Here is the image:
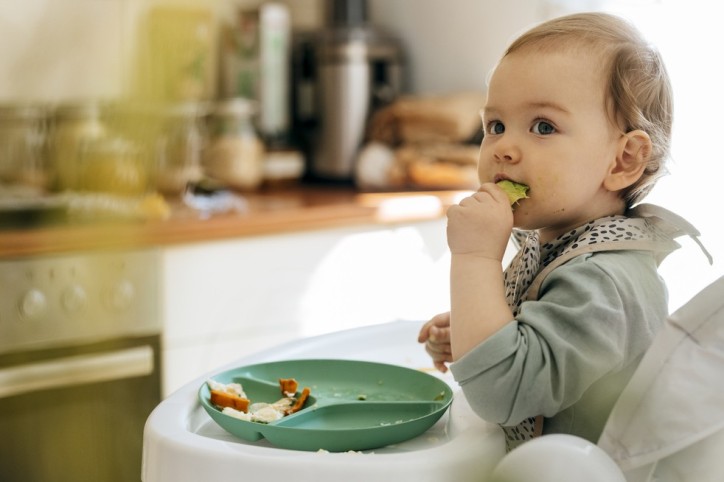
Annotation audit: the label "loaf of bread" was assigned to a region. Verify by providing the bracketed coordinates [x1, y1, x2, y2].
[368, 91, 485, 145]
[356, 142, 479, 190]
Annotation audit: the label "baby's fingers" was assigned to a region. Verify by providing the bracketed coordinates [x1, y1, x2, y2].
[432, 360, 449, 373]
[429, 325, 451, 343]
[417, 312, 451, 342]
[425, 342, 452, 373]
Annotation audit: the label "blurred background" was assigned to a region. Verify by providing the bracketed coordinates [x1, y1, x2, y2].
[1, 0, 719, 307]
[0, 1, 721, 480]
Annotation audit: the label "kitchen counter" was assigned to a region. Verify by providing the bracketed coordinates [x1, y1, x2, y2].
[0, 186, 466, 258]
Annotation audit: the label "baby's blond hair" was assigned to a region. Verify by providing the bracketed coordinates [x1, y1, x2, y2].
[505, 12, 672, 207]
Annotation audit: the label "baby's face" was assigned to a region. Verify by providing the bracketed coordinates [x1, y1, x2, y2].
[479, 48, 624, 241]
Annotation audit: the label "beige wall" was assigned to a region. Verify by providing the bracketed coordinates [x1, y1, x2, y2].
[0, 0, 127, 103]
[0, 0, 319, 104]
[0, 0, 556, 103]
[368, 0, 545, 94]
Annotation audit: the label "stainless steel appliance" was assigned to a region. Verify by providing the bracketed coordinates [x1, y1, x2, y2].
[0, 249, 161, 482]
[293, 0, 404, 181]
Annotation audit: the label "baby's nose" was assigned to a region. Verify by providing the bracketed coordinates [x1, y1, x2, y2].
[494, 138, 522, 163]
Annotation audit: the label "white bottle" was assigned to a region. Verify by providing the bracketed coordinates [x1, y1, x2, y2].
[258, 2, 290, 144]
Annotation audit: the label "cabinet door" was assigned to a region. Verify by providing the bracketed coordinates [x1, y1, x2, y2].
[160, 219, 450, 395]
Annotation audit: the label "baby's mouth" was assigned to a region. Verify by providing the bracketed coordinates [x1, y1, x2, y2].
[493, 174, 508, 184]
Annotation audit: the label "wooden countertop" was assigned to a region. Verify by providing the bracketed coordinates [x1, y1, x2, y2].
[0, 186, 466, 258]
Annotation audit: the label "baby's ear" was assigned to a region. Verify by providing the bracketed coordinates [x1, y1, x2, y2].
[603, 130, 652, 192]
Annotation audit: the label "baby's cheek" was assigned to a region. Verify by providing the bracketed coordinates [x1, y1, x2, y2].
[476, 148, 494, 182]
[476, 165, 489, 184]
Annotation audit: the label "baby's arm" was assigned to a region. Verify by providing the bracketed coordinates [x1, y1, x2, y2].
[447, 183, 515, 359]
[418, 312, 453, 372]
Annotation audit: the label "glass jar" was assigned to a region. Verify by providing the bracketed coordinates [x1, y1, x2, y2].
[50, 102, 106, 191]
[77, 137, 147, 195]
[204, 98, 265, 190]
[106, 102, 164, 183]
[154, 102, 205, 195]
[0, 104, 49, 190]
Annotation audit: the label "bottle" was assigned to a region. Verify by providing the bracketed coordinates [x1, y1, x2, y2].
[258, 2, 291, 145]
[50, 102, 106, 191]
[219, 4, 260, 101]
[204, 98, 265, 190]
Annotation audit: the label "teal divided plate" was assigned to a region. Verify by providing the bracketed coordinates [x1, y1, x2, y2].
[198, 359, 453, 452]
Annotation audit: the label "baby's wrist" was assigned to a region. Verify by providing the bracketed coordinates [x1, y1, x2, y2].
[450, 252, 504, 264]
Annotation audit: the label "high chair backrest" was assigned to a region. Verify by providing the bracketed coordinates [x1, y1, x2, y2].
[597, 275, 724, 482]
[489, 275, 724, 482]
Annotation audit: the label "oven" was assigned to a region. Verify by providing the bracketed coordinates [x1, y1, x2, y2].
[0, 249, 161, 482]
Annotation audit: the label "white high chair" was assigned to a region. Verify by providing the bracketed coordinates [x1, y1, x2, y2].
[490, 275, 724, 482]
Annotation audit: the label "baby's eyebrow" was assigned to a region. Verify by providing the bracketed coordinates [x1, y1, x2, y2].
[479, 107, 498, 119]
[527, 101, 571, 115]
[480, 102, 571, 119]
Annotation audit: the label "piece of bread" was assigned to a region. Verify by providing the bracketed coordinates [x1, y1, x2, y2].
[397, 143, 479, 189]
[279, 378, 298, 396]
[210, 389, 250, 412]
[407, 162, 478, 189]
[284, 387, 311, 415]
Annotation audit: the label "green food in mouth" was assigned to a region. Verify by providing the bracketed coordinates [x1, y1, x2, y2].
[496, 180, 529, 206]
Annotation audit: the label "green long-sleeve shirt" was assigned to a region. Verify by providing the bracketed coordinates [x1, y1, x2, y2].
[450, 249, 668, 443]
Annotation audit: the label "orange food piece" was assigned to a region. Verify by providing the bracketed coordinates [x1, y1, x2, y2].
[285, 387, 311, 415]
[279, 378, 298, 395]
[210, 389, 250, 412]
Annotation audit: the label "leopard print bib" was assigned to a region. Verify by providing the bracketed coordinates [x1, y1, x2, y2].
[499, 204, 710, 451]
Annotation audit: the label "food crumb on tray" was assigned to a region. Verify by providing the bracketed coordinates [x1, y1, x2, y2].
[207, 378, 311, 423]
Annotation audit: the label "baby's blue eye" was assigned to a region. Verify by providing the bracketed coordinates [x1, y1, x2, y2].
[532, 121, 555, 135]
[487, 121, 505, 135]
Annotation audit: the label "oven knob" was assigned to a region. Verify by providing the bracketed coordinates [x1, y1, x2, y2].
[62, 284, 87, 313]
[18, 288, 47, 320]
[107, 279, 135, 312]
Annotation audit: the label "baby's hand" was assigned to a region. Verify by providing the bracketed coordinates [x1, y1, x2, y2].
[418, 312, 452, 373]
[446, 183, 514, 260]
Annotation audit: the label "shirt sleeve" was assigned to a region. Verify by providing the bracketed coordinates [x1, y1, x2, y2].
[449, 250, 665, 426]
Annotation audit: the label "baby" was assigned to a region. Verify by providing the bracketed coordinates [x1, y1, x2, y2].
[418, 12, 710, 451]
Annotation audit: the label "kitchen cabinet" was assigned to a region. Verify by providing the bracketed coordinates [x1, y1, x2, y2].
[0, 187, 463, 396]
[160, 217, 450, 396]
